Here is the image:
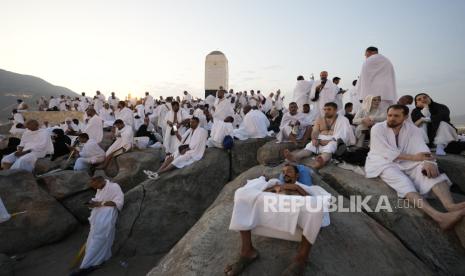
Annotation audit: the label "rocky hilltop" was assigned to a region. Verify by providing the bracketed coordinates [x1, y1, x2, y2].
[1, 136, 464, 276]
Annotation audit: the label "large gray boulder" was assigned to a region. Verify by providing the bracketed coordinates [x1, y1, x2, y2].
[0, 170, 78, 254]
[319, 165, 465, 275]
[37, 170, 91, 200]
[113, 148, 230, 259]
[111, 148, 165, 192]
[257, 140, 303, 166]
[437, 154, 465, 193]
[231, 137, 273, 179]
[149, 165, 431, 276]
[37, 170, 93, 223]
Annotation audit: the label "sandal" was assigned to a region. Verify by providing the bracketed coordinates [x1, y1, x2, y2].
[143, 170, 159, 180]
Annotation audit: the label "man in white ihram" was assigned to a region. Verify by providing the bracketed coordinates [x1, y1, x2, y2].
[1, 120, 53, 172]
[356, 46, 397, 110]
[144, 117, 208, 180]
[207, 116, 234, 148]
[309, 71, 339, 120]
[225, 164, 330, 276]
[292, 76, 313, 111]
[83, 108, 103, 143]
[72, 176, 124, 275]
[365, 104, 465, 230]
[233, 105, 270, 140]
[73, 133, 106, 172]
[213, 89, 234, 122]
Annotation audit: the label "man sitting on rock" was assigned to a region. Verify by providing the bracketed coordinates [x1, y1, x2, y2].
[98, 119, 133, 170]
[225, 164, 330, 276]
[1, 120, 53, 172]
[365, 104, 465, 230]
[207, 116, 234, 148]
[276, 102, 312, 145]
[232, 105, 270, 140]
[73, 133, 106, 172]
[284, 102, 355, 169]
[144, 117, 208, 180]
[72, 176, 124, 275]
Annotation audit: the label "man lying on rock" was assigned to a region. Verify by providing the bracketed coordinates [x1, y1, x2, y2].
[71, 176, 124, 276]
[225, 164, 330, 276]
[365, 104, 465, 230]
[144, 117, 208, 180]
[284, 102, 355, 169]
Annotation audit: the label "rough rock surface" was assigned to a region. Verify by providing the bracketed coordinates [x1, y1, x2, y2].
[0, 123, 12, 135]
[37, 170, 94, 223]
[437, 154, 465, 193]
[257, 140, 303, 166]
[0, 170, 78, 254]
[113, 148, 230, 258]
[230, 137, 273, 179]
[99, 131, 114, 151]
[149, 165, 432, 276]
[0, 253, 13, 276]
[319, 165, 465, 275]
[37, 170, 91, 200]
[110, 148, 165, 192]
[34, 155, 68, 175]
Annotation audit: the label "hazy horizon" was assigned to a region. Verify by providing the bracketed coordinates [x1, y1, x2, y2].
[1, 0, 464, 115]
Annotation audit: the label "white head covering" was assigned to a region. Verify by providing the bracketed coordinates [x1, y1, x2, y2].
[361, 95, 381, 113]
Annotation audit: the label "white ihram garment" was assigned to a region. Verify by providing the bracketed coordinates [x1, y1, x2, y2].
[171, 127, 208, 168]
[229, 176, 330, 243]
[80, 181, 124, 269]
[356, 54, 397, 108]
[365, 121, 451, 197]
[83, 115, 103, 143]
[207, 120, 234, 148]
[233, 110, 270, 140]
[293, 80, 314, 111]
[1, 129, 53, 172]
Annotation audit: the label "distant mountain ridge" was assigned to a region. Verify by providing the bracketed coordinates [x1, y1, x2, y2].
[0, 68, 78, 122]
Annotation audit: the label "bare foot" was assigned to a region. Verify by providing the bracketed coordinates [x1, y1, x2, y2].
[311, 156, 326, 170]
[445, 202, 465, 212]
[224, 249, 259, 276]
[283, 149, 296, 162]
[437, 209, 465, 230]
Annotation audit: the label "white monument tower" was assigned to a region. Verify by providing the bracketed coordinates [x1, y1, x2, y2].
[204, 51, 228, 97]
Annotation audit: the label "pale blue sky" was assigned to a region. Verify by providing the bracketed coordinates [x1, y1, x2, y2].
[1, 0, 464, 114]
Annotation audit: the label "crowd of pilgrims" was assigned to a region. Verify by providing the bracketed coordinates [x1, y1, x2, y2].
[1, 47, 465, 276]
[2, 78, 464, 176]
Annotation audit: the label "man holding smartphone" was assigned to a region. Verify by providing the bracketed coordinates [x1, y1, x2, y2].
[72, 176, 124, 275]
[365, 105, 465, 230]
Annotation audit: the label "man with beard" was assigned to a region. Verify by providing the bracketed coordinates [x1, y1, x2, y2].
[309, 71, 339, 120]
[284, 102, 355, 169]
[276, 102, 312, 145]
[225, 164, 330, 276]
[212, 89, 235, 122]
[365, 104, 465, 230]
